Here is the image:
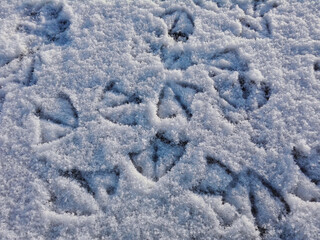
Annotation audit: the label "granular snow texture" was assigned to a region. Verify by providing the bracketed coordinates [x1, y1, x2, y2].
[0, 0, 320, 239]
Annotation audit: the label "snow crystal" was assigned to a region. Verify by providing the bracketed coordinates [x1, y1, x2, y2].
[0, 0, 319, 239]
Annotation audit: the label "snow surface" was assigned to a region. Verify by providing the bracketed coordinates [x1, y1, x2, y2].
[0, 0, 320, 239]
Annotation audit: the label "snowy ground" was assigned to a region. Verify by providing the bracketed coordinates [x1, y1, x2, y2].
[0, 0, 320, 239]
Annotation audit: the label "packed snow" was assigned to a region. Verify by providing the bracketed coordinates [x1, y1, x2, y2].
[0, 0, 319, 239]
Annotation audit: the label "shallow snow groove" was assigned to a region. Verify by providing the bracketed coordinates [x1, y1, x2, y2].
[0, 0, 320, 239]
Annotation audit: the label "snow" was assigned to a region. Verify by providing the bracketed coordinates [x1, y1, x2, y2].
[0, 0, 320, 239]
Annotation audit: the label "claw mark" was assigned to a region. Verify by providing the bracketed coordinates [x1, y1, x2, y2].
[162, 9, 194, 42]
[0, 53, 24, 68]
[24, 56, 37, 86]
[0, 91, 4, 113]
[101, 81, 142, 106]
[314, 61, 320, 72]
[265, 18, 271, 35]
[157, 87, 176, 119]
[238, 73, 250, 100]
[206, 156, 234, 175]
[18, 1, 71, 45]
[58, 92, 79, 122]
[193, 156, 291, 237]
[248, 170, 291, 215]
[210, 48, 271, 113]
[35, 93, 78, 128]
[60, 169, 95, 195]
[211, 49, 249, 72]
[129, 152, 144, 174]
[37, 160, 120, 216]
[157, 82, 202, 120]
[98, 81, 143, 126]
[129, 132, 188, 182]
[194, 0, 279, 38]
[292, 146, 320, 187]
[35, 93, 78, 143]
[159, 47, 194, 70]
[248, 172, 290, 238]
[261, 81, 271, 101]
[174, 94, 192, 119]
[59, 167, 120, 196]
[156, 8, 195, 70]
[193, 156, 236, 197]
[252, 0, 280, 18]
[248, 189, 267, 237]
[0, 49, 40, 88]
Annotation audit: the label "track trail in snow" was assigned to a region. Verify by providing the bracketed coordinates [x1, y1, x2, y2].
[0, 0, 320, 239]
